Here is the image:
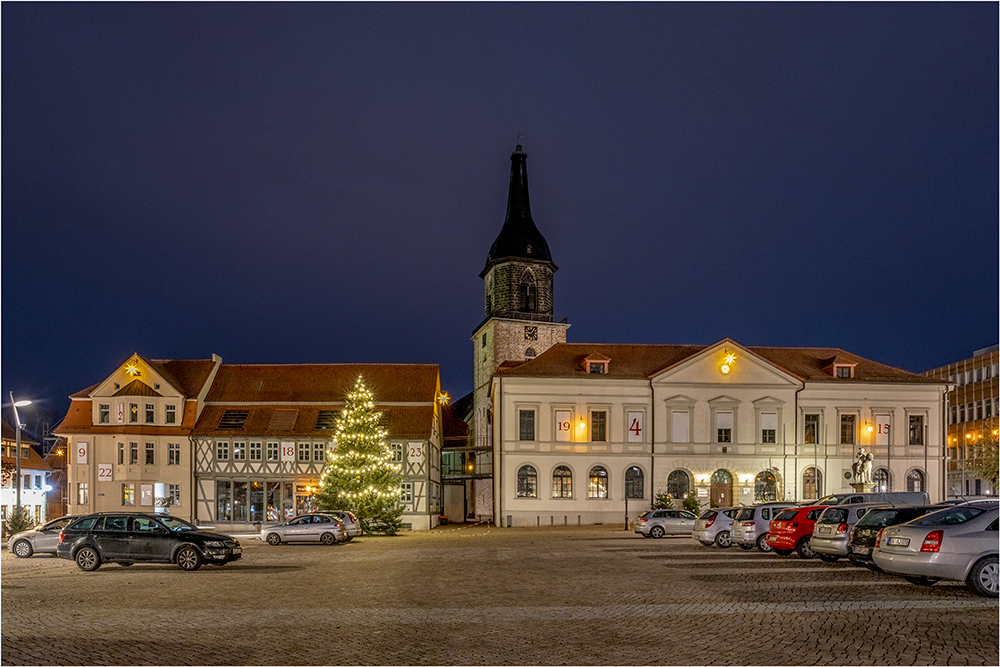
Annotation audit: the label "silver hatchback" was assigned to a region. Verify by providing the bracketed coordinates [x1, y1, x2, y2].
[873, 502, 998, 596]
[731, 502, 796, 552]
[692, 507, 741, 548]
[7, 516, 75, 558]
[634, 509, 698, 538]
[319, 510, 361, 540]
[811, 503, 879, 562]
[260, 513, 347, 545]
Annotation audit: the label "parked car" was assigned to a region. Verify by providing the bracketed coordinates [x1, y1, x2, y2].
[765, 505, 827, 558]
[731, 502, 796, 552]
[872, 502, 999, 596]
[634, 509, 698, 538]
[8, 516, 75, 558]
[847, 505, 941, 570]
[692, 507, 741, 548]
[319, 510, 361, 540]
[56, 512, 242, 571]
[814, 491, 929, 506]
[260, 513, 347, 545]
[934, 497, 998, 506]
[810, 503, 880, 562]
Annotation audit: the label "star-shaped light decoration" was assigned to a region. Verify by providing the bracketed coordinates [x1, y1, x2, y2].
[720, 349, 737, 375]
[124, 362, 142, 377]
[437, 391, 451, 406]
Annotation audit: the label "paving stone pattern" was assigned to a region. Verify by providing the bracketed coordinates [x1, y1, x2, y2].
[1, 526, 997, 665]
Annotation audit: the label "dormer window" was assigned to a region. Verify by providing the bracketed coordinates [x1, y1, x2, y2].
[589, 363, 606, 375]
[834, 365, 855, 379]
[583, 353, 611, 375]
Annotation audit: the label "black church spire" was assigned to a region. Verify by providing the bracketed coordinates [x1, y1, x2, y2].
[480, 145, 556, 278]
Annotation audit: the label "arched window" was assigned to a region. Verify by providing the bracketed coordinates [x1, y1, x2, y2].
[755, 470, 778, 502]
[520, 274, 537, 313]
[552, 465, 573, 499]
[803, 467, 822, 500]
[667, 470, 690, 499]
[524, 348, 536, 359]
[906, 469, 924, 493]
[873, 468, 891, 492]
[625, 466, 644, 499]
[588, 466, 608, 499]
[517, 465, 537, 498]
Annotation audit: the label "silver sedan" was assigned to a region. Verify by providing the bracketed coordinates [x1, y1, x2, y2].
[634, 509, 698, 538]
[8, 516, 75, 558]
[872, 502, 998, 597]
[260, 513, 347, 545]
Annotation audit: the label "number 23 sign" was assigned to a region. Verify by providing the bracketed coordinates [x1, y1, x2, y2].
[408, 444, 424, 463]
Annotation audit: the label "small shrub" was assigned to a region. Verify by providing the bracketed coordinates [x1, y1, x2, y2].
[4, 506, 33, 537]
[652, 491, 673, 510]
[681, 495, 701, 515]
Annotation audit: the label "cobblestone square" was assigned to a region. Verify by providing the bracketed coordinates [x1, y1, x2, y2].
[2, 525, 997, 665]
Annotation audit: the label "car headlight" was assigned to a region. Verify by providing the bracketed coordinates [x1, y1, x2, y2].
[204, 540, 225, 548]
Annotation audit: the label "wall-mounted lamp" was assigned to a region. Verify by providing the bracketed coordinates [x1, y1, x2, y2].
[720, 349, 737, 375]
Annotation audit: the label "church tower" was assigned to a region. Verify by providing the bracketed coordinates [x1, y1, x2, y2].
[472, 144, 570, 449]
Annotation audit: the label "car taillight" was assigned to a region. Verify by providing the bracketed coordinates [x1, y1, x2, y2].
[875, 528, 884, 548]
[920, 530, 943, 552]
[705, 516, 716, 528]
[790, 522, 798, 529]
[741, 521, 755, 527]
[640, 518, 648, 523]
[837, 523, 849, 535]
[58, 532, 65, 543]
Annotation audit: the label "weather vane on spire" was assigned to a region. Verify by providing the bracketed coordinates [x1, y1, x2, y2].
[515, 130, 524, 146]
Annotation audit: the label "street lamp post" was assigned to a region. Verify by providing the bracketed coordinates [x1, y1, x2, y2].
[9, 393, 32, 510]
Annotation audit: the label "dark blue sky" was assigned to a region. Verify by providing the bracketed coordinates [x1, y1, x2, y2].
[3, 3, 997, 431]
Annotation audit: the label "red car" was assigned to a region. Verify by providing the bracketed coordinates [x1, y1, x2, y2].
[765, 506, 828, 558]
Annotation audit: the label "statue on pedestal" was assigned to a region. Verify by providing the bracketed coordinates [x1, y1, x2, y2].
[852, 448, 874, 485]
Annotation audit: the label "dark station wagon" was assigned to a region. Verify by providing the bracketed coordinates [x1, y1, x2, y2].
[56, 512, 242, 571]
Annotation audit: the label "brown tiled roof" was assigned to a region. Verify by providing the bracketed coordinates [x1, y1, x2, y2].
[1, 437, 52, 473]
[203, 364, 439, 403]
[1, 418, 39, 446]
[192, 404, 433, 439]
[497, 342, 941, 384]
[67, 357, 217, 399]
[112, 379, 162, 397]
[53, 401, 192, 437]
[442, 404, 470, 439]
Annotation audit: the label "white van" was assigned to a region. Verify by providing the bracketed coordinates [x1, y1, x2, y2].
[815, 491, 929, 506]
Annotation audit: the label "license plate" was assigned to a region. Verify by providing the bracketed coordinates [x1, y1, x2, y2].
[852, 546, 870, 555]
[819, 526, 832, 535]
[767, 535, 777, 542]
[887, 537, 910, 547]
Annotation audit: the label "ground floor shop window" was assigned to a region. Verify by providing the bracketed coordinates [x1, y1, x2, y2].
[552, 466, 572, 498]
[755, 471, 778, 502]
[625, 466, 643, 499]
[216, 479, 317, 521]
[873, 468, 891, 492]
[588, 466, 608, 499]
[906, 469, 924, 493]
[517, 465, 537, 498]
[667, 469, 690, 499]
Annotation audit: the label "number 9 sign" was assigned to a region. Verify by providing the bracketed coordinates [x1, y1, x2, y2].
[76, 441, 88, 465]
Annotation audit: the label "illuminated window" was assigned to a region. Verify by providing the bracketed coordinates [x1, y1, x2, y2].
[122, 483, 135, 506]
[77, 483, 88, 505]
[588, 466, 608, 499]
[517, 465, 537, 498]
[129, 403, 138, 423]
[168, 443, 180, 466]
[804, 414, 820, 444]
[552, 466, 573, 499]
[873, 468, 891, 492]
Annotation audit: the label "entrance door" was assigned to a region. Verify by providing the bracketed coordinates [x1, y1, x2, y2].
[710, 469, 734, 507]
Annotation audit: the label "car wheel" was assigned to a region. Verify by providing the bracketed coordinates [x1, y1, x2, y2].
[756, 534, 772, 553]
[12, 540, 33, 558]
[699, 540, 714, 547]
[266, 533, 281, 546]
[75, 546, 101, 572]
[738, 543, 753, 551]
[904, 576, 936, 587]
[966, 556, 999, 598]
[773, 549, 793, 556]
[819, 554, 839, 563]
[176, 545, 202, 571]
[650, 526, 665, 539]
[320, 532, 337, 545]
[344, 536, 353, 542]
[715, 531, 732, 548]
[796, 537, 815, 559]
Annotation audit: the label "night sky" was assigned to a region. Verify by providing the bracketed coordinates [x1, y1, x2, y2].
[3, 3, 997, 433]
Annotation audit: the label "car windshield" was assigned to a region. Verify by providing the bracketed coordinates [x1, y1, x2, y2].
[816, 495, 851, 505]
[699, 510, 717, 520]
[159, 517, 199, 532]
[43, 517, 72, 530]
[909, 506, 986, 526]
[773, 509, 798, 521]
[736, 508, 754, 521]
[819, 508, 848, 523]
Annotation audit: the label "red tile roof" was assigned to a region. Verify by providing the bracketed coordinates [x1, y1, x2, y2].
[192, 405, 434, 439]
[2, 418, 39, 446]
[497, 342, 941, 384]
[203, 364, 439, 403]
[68, 357, 217, 399]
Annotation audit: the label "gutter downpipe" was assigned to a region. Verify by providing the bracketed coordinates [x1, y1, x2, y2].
[497, 376, 502, 527]
[791, 384, 804, 502]
[649, 378, 655, 515]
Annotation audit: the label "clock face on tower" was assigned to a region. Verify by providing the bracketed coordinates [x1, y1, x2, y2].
[524, 326, 538, 341]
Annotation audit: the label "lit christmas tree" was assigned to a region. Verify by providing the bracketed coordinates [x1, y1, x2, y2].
[317, 376, 403, 535]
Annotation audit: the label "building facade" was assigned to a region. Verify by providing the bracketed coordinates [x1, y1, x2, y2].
[56, 355, 444, 530]
[1, 418, 52, 525]
[923, 345, 999, 497]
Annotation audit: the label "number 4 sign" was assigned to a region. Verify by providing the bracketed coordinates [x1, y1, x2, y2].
[627, 412, 644, 442]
